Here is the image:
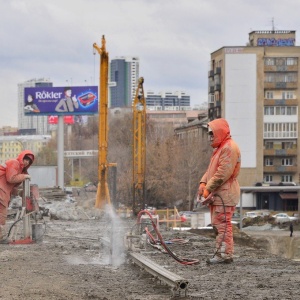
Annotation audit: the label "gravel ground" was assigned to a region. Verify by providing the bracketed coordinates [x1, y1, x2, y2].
[0, 198, 300, 300]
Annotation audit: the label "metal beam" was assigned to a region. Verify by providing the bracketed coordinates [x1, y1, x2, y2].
[129, 252, 189, 296]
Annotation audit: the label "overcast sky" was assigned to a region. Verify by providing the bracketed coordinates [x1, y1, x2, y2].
[1, 0, 300, 127]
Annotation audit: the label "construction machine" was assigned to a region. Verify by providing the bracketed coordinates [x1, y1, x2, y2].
[132, 77, 147, 214]
[93, 36, 116, 209]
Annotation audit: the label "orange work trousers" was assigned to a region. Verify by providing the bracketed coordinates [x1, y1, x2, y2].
[210, 205, 235, 257]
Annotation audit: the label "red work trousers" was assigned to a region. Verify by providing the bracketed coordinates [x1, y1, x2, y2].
[210, 205, 235, 257]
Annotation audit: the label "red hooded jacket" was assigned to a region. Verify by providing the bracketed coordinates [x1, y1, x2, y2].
[0, 150, 34, 207]
[200, 119, 241, 206]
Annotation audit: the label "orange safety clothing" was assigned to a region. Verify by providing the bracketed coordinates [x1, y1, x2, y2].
[210, 205, 235, 257]
[200, 118, 241, 207]
[202, 189, 210, 199]
[0, 150, 34, 225]
[198, 182, 206, 196]
[199, 118, 241, 259]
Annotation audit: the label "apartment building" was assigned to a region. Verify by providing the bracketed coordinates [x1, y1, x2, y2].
[0, 135, 51, 163]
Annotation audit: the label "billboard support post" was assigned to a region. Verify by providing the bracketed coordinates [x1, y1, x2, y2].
[57, 116, 64, 190]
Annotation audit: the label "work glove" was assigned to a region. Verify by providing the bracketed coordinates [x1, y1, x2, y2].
[203, 189, 210, 199]
[198, 183, 206, 196]
[201, 189, 214, 206]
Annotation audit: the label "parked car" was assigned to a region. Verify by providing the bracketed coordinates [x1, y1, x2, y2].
[85, 183, 97, 192]
[232, 212, 241, 221]
[272, 213, 297, 223]
[244, 211, 260, 218]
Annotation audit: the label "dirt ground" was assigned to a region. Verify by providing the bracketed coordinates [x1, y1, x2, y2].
[1, 192, 300, 300]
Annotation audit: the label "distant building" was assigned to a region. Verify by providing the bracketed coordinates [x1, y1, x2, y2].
[18, 78, 53, 135]
[0, 135, 51, 163]
[147, 109, 204, 128]
[110, 57, 139, 108]
[146, 91, 190, 110]
[0, 126, 18, 136]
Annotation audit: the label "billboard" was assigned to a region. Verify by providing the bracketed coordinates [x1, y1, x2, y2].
[48, 116, 75, 124]
[24, 86, 98, 116]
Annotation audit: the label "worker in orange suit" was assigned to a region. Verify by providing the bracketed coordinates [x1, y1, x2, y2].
[0, 150, 34, 242]
[198, 118, 241, 264]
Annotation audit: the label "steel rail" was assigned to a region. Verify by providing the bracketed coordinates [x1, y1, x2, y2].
[129, 252, 189, 296]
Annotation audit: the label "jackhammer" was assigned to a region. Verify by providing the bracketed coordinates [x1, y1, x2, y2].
[9, 178, 43, 244]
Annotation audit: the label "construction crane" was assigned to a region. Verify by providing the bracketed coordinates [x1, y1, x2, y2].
[93, 35, 115, 209]
[132, 77, 146, 214]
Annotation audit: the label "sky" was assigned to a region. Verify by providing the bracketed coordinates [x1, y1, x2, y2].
[1, 0, 300, 127]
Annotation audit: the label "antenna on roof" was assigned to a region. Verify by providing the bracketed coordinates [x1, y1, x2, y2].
[271, 17, 275, 32]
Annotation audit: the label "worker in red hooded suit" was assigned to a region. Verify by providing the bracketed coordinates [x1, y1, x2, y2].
[198, 119, 241, 264]
[0, 150, 34, 242]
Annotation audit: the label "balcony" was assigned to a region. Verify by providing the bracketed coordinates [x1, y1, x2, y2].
[264, 82, 298, 89]
[264, 99, 298, 106]
[215, 67, 221, 75]
[263, 165, 298, 173]
[214, 84, 221, 92]
[208, 70, 214, 78]
[264, 148, 297, 156]
[264, 131, 297, 139]
[264, 65, 298, 72]
[208, 94, 214, 104]
[209, 86, 214, 93]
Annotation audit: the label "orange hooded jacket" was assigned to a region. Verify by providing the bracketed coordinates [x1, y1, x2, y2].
[200, 119, 241, 206]
[0, 150, 34, 207]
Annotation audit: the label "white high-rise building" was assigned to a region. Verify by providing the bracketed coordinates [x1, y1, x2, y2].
[18, 78, 53, 135]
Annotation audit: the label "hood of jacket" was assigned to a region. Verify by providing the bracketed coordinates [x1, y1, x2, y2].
[208, 118, 231, 148]
[16, 150, 35, 172]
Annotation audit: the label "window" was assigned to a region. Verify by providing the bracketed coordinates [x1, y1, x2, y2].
[265, 91, 274, 99]
[282, 141, 294, 149]
[286, 58, 298, 66]
[265, 158, 273, 166]
[265, 58, 275, 66]
[282, 158, 293, 166]
[281, 175, 293, 182]
[265, 141, 273, 149]
[282, 91, 294, 99]
[286, 106, 297, 115]
[264, 122, 297, 138]
[264, 175, 273, 182]
[271, 106, 297, 115]
[265, 73, 297, 83]
[264, 106, 274, 115]
[265, 74, 274, 82]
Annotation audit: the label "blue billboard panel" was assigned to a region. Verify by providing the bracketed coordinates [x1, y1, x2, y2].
[24, 86, 98, 115]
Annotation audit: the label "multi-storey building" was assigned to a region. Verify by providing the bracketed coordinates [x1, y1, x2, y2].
[0, 135, 51, 163]
[0, 126, 18, 136]
[147, 109, 204, 128]
[18, 78, 53, 135]
[208, 30, 300, 211]
[146, 91, 191, 110]
[109, 57, 139, 107]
